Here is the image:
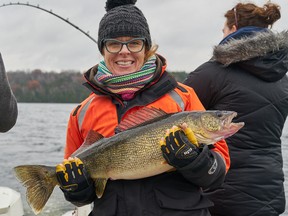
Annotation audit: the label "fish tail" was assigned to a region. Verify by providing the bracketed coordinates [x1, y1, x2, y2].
[14, 165, 58, 215]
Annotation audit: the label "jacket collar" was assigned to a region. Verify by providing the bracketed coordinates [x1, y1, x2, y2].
[213, 29, 288, 81]
[219, 26, 267, 45]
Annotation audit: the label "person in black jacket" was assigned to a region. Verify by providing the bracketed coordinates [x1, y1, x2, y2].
[0, 53, 18, 132]
[184, 2, 288, 216]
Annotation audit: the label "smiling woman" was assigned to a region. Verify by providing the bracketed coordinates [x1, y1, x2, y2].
[47, 0, 231, 216]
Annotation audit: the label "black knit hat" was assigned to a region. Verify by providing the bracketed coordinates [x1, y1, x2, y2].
[98, 0, 152, 52]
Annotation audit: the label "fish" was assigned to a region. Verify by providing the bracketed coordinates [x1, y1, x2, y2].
[13, 107, 244, 215]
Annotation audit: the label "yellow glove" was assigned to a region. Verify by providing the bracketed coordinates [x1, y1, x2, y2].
[160, 123, 201, 168]
[56, 157, 92, 192]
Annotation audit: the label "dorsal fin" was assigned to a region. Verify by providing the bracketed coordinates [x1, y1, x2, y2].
[83, 130, 104, 146]
[72, 130, 104, 157]
[116, 107, 169, 133]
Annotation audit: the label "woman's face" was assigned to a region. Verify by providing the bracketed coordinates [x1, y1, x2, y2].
[103, 36, 146, 76]
[222, 20, 237, 38]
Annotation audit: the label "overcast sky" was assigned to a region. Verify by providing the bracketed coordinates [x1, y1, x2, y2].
[0, 0, 287, 73]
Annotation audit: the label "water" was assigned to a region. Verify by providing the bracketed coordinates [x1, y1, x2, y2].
[0, 103, 287, 215]
[0, 103, 76, 216]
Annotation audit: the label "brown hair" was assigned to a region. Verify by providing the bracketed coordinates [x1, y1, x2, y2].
[145, 44, 159, 62]
[225, 2, 281, 29]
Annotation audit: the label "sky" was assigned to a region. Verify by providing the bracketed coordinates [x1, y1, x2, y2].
[0, 0, 287, 73]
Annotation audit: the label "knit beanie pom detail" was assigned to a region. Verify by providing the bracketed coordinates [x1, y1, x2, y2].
[105, 0, 137, 11]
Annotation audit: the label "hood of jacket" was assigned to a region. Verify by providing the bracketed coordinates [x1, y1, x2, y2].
[213, 29, 288, 82]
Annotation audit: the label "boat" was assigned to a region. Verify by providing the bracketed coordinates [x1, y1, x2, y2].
[0, 186, 91, 216]
[62, 204, 92, 216]
[0, 186, 24, 216]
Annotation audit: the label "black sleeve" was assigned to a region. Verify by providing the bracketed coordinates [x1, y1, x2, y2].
[178, 145, 226, 190]
[0, 53, 18, 132]
[62, 183, 96, 207]
[183, 62, 218, 109]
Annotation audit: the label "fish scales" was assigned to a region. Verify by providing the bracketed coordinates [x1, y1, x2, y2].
[77, 112, 195, 180]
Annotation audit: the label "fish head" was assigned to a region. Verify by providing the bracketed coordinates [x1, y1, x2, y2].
[185, 110, 244, 144]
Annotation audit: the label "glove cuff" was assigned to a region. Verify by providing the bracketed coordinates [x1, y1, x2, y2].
[179, 145, 212, 171]
[62, 182, 96, 206]
[178, 145, 226, 188]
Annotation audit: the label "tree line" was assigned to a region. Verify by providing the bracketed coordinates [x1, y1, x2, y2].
[7, 69, 188, 103]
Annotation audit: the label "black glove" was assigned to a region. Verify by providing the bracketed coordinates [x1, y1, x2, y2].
[160, 125, 201, 169]
[56, 157, 93, 193]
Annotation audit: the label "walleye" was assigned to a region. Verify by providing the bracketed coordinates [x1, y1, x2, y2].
[14, 108, 244, 215]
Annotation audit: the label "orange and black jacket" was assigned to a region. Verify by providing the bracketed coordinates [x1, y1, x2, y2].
[63, 55, 230, 216]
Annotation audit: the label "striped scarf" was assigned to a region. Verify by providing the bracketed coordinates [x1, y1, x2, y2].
[95, 55, 157, 100]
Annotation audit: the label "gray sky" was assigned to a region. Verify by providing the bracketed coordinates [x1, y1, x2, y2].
[0, 0, 287, 73]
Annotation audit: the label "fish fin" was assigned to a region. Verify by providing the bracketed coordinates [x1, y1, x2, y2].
[71, 130, 104, 157]
[166, 167, 177, 172]
[83, 130, 104, 145]
[94, 178, 108, 198]
[116, 107, 171, 133]
[14, 165, 57, 215]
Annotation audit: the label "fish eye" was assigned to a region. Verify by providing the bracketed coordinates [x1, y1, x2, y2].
[216, 111, 223, 118]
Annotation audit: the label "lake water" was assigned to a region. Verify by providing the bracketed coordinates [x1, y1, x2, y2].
[0, 103, 287, 216]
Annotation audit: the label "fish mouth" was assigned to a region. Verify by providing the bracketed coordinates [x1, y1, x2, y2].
[223, 111, 237, 128]
[222, 112, 245, 137]
[225, 112, 244, 128]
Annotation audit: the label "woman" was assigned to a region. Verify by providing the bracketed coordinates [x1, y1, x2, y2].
[56, 0, 230, 215]
[0, 53, 18, 132]
[184, 2, 288, 216]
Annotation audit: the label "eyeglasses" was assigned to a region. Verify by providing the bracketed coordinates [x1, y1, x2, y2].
[233, 7, 238, 28]
[103, 38, 146, 54]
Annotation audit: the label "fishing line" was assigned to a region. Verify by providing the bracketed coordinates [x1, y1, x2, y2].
[0, 2, 98, 45]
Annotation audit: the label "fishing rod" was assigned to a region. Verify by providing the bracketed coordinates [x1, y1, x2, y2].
[0, 2, 98, 44]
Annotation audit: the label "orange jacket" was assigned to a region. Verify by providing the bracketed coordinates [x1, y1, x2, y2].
[64, 56, 230, 172]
